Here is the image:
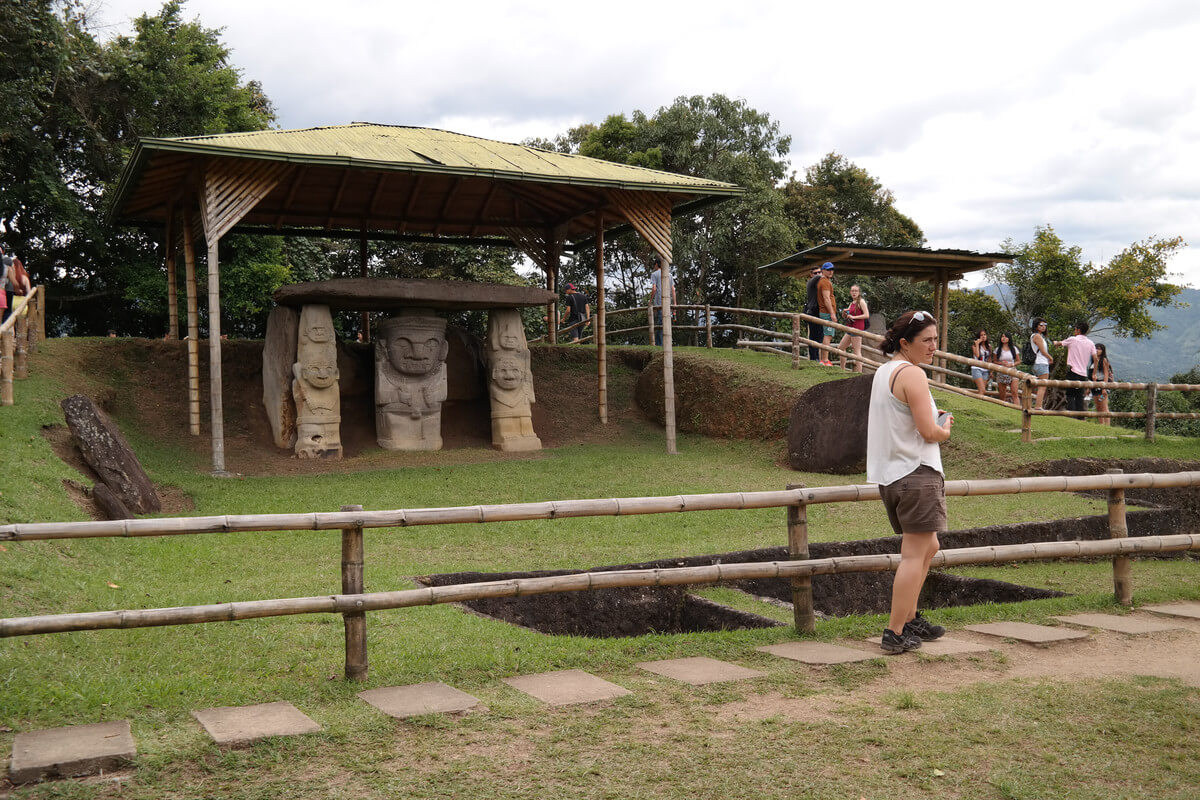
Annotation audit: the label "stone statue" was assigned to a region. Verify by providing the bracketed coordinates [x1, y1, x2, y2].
[375, 310, 449, 450]
[486, 309, 540, 452]
[293, 304, 342, 458]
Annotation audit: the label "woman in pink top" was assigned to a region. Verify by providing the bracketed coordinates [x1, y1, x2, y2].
[1054, 321, 1097, 414]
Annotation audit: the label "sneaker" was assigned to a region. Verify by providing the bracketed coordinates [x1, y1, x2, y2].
[903, 612, 946, 641]
[819, 359, 833, 367]
[880, 628, 922, 654]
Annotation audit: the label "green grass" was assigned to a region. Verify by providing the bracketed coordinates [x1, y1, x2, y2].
[1, 339, 1199, 798]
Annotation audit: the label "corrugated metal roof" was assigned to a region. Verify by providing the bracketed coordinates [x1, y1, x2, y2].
[145, 123, 741, 193]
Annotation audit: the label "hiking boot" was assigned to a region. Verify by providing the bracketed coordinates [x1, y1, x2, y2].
[903, 612, 946, 642]
[880, 628, 922, 654]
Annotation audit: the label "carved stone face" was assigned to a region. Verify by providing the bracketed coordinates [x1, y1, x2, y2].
[300, 362, 338, 389]
[490, 313, 524, 351]
[302, 317, 333, 344]
[388, 331, 446, 376]
[492, 356, 525, 390]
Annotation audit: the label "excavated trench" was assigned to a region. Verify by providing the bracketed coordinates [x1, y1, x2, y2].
[420, 506, 1195, 638]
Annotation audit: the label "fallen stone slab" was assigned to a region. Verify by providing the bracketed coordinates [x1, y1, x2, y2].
[964, 621, 1090, 644]
[636, 657, 767, 686]
[864, 636, 993, 656]
[8, 720, 136, 784]
[191, 701, 321, 747]
[60, 394, 160, 514]
[358, 682, 482, 718]
[757, 642, 878, 664]
[1051, 613, 1188, 635]
[1140, 602, 1200, 620]
[502, 669, 631, 706]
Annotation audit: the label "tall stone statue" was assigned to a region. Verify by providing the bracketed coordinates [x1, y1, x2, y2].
[292, 304, 343, 459]
[375, 310, 449, 451]
[486, 309, 540, 452]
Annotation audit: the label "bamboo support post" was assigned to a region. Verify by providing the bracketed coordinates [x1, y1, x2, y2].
[207, 239, 229, 476]
[596, 220, 607, 423]
[36, 286, 46, 340]
[786, 483, 814, 634]
[166, 211, 179, 340]
[0, 329, 13, 406]
[183, 212, 201, 436]
[25, 289, 38, 353]
[359, 229, 371, 343]
[1106, 469, 1132, 606]
[647, 303, 655, 346]
[660, 260, 677, 454]
[791, 315, 801, 369]
[13, 313, 28, 379]
[1145, 383, 1157, 441]
[1021, 378, 1034, 443]
[340, 504, 368, 681]
[705, 305, 713, 348]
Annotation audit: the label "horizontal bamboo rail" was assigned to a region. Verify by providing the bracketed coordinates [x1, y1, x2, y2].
[4, 471, 1199, 543]
[0, 287, 38, 336]
[3, 533, 1197, 638]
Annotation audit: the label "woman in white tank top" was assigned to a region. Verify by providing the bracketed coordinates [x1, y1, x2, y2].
[866, 310, 954, 654]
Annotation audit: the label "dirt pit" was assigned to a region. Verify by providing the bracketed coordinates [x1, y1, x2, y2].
[420, 559, 1065, 638]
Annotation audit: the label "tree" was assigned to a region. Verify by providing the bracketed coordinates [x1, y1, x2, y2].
[990, 225, 1187, 339]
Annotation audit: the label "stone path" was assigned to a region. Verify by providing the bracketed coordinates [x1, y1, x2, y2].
[9, 604, 1200, 785]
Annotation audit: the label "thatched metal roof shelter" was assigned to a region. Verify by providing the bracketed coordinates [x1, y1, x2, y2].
[108, 123, 744, 474]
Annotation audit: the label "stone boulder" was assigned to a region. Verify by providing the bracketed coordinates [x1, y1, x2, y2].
[61, 394, 161, 514]
[787, 374, 873, 474]
[262, 306, 299, 449]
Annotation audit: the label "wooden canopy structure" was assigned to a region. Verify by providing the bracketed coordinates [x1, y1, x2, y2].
[107, 123, 743, 473]
[760, 242, 1013, 357]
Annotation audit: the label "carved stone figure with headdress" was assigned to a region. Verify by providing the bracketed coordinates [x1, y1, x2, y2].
[292, 304, 342, 458]
[375, 310, 449, 450]
[486, 309, 540, 451]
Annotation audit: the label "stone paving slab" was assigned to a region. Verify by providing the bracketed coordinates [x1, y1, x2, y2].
[636, 657, 767, 686]
[1141, 602, 1200, 620]
[865, 636, 993, 656]
[502, 670, 631, 706]
[964, 621, 1089, 644]
[1051, 613, 1188, 635]
[8, 720, 136, 784]
[756, 642, 877, 664]
[358, 682, 482, 718]
[191, 701, 321, 747]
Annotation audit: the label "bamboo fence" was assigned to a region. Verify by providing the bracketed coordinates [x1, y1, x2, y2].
[0, 286, 44, 407]
[3, 470, 1199, 680]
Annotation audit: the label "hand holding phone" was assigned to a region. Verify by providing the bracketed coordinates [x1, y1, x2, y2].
[936, 411, 953, 427]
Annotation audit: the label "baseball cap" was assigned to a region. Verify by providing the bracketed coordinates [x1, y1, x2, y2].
[566, 283, 577, 291]
[821, 262, 835, 271]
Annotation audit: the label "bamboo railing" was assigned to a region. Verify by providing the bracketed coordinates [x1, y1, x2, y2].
[0, 286, 44, 406]
[2, 470, 1198, 679]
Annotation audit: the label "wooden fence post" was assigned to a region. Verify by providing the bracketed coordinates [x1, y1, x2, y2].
[340, 504, 368, 681]
[36, 286, 46, 340]
[13, 313, 28, 380]
[26, 291, 38, 354]
[1106, 469, 1132, 606]
[705, 305, 712, 348]
[1021, 378, 1034, 443]
[647, 305, 656, 346]
[786, 483, 815, 634]
[791, 314, 801, 369]
[1145, 383, 1157, 441]
[1, 330, 13, 405]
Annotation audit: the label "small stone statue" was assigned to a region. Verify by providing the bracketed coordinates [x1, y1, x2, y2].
[293, 304, 342, 458]
[486, 309, 540, 452]
[375, 310, 449, 451]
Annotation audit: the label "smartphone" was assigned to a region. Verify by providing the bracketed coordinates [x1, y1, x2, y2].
[936, 411, 952, 426]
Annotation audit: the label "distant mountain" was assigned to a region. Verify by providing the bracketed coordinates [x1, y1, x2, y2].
[976, 285, 1200, 382]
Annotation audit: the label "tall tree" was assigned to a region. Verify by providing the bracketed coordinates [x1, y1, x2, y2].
[990, 225, 1186, 339]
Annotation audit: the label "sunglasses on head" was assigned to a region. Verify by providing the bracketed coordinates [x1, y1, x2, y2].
[911, 311, 930, 322]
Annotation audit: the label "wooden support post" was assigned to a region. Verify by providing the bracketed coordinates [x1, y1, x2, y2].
[787, 483, 815, 634]
[165, 210, 179, 340]
[0, 329, 13, 406]
[1021, 378, 1034, 443]
[661, 258, 677, 455]
[1106, 469, 1132, 606]
[1145, 383, 1157, 441]
[705, 305, 712, 348]
[13, 313, 27, 380]
[791, 314, 801, 369]
[340, 503, 368, 681]
[27, 289, 39, 353]
[647, 304, 655, 346]
[359, 229, 370, 343]
[595, 220, 607, 424]
[36, 286, 46, 341]
[182, 211, 201, 436]
[546, 236, 558, 345]
[207, 239, 229, 476]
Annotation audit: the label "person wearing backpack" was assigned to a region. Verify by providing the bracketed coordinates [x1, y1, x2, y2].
[1028, 318, 1053, 409]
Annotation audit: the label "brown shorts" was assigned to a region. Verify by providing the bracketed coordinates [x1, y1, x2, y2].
[879, 465, 947, 535]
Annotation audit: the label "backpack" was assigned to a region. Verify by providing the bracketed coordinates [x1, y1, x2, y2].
[1021, 337, 1036, 365]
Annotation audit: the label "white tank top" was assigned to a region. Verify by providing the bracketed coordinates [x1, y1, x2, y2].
[866, 359, 944, 486]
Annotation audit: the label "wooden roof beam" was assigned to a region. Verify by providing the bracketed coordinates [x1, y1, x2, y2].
[325, 171, 351, 230]
[433, 176, 462, 236]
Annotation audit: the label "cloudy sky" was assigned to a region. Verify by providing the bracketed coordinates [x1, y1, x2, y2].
[90, 0, 1200, 288]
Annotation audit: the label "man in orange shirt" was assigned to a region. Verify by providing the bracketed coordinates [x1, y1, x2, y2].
[816, 262, 836, 366]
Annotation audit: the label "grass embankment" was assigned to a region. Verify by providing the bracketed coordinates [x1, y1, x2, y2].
[1, 339, 1198, 799]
